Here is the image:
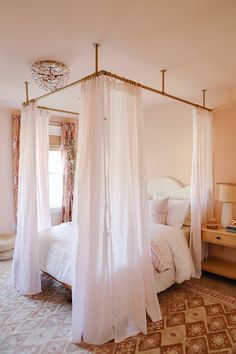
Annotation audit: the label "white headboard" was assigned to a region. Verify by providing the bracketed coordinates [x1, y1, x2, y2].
[147, 177, 190, 200]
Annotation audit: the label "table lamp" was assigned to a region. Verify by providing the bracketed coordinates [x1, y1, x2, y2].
[216, 183, 236, 227]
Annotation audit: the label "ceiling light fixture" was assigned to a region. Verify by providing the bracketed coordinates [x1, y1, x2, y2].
[31, 60, 70, 92]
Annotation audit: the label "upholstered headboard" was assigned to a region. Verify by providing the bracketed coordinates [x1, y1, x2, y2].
[147, 177, 190, 200]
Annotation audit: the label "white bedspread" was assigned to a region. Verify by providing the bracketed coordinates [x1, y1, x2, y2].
[39, 222, 72, 286]
[148, 223, 195, 292]
[39, 222, 195, 293]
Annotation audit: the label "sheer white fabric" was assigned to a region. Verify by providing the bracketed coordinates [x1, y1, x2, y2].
[13, 104, 51, 295]
[13, 103, 41, 295]
[190, 108, 213, 278]
[107, 79, 161, 340]
[72, 76, 161, 345]
[72, 77, 112, 344]
[36, 109, 51, 231]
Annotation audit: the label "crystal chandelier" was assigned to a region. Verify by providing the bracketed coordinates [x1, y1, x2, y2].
[31, 60, 70, 92]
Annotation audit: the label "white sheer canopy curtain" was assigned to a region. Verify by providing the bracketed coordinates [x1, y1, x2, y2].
[190, 108, 214, 278]
[72, 76, 161, 345]
[36, 109, 51, 231]
[13, 103, 51, 295]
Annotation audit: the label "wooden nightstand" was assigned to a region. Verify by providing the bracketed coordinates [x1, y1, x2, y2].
[201, 226, 236, 280]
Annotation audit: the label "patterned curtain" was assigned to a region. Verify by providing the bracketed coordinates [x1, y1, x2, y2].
[12, 113, 21, 220]
[61, 122, 76, 222]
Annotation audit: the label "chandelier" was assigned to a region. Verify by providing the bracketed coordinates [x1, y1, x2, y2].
[31, 60, 70, 92]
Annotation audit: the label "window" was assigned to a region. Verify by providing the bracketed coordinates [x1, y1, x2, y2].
[48, 150, 63, 209]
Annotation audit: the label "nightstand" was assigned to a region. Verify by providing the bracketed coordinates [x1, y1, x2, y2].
[201, 226, 236, 280]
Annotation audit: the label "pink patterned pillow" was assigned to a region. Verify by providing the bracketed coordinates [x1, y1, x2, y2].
[148, 197, 169, 224]
[150, 240, 170, 273]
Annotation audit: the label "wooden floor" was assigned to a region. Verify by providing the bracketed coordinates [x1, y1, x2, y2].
[196, 271, 236, 297]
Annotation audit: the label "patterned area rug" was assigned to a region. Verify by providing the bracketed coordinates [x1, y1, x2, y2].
[0, 260, 236, 354]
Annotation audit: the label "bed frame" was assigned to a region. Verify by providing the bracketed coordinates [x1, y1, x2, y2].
[42, 271, 71, 290]
[147, 176, 190, 200]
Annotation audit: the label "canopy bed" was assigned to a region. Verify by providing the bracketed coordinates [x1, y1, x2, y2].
[13, 44, 214, 345]
[38, 177, 194, 293]
[38, 223, 193, 293]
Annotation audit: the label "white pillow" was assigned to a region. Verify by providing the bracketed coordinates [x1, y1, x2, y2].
[148, 197, 169, 224]
[166, 199, 190, 229]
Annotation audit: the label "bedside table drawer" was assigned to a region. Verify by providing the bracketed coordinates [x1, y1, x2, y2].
[201, 226, 236, 279]
[202, 230, 236, 247]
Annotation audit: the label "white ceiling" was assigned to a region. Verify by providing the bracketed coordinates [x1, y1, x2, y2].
[1, 0, 236, 113]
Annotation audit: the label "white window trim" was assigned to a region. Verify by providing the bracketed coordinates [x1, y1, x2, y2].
[50, 207, 62, 214]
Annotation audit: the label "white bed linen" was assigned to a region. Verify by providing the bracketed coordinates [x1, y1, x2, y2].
[149, 223, 195, 292]
[39, 222, 195, 292]
[39, 222, 72, 286]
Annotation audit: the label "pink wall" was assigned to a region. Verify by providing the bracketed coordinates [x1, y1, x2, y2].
[213, 104, 236, 221]
[0, 107, 16, 233]
[213, 104, 236, 184]
[210, 104, 236, 261]
[144, 101, 193, 186]
[144, 101, 236, 220]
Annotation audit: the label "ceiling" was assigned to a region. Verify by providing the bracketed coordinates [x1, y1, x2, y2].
[1, 0, 236, 114]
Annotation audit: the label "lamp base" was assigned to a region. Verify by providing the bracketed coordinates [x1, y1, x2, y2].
[221, 202, 232, 228]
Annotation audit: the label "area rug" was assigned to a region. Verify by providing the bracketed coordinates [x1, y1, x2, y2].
[0, 260, 236, 354]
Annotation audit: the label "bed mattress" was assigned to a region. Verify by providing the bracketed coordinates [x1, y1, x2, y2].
[38, 222, 194, 293]
[39, 222, 72, 286]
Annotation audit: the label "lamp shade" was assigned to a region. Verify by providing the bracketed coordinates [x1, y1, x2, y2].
[216, 183, 236, 203]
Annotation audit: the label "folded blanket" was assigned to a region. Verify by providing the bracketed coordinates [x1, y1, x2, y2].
[150, 239, 170, 273]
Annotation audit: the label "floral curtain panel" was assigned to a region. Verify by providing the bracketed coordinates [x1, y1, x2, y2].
[61, 122, 76, 222]
[12, 113, 21, 221]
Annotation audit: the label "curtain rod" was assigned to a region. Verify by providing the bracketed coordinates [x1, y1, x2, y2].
[103, 71, 212, 112]
[23, 70, 212, 112]
[38, 105, 79, 116]
[23, 71, 99, 105]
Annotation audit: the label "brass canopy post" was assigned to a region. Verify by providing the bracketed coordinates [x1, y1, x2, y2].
[93, 43, 101, 73]
[160, 69, 167, 94]
[202, 89, 206, 108]
[24, 81, 29, 102]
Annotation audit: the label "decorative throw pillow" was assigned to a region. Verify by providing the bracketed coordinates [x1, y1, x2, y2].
[166, 199, 190, 229]
[150, 240, 170, 273]
[148, 197, 169, 224]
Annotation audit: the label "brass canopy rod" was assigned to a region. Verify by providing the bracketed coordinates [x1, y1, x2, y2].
[23, 71, 100, 105]
[23, 69, 212, 112]
[38, 106, 79, 116]
[103, 70, 212, 112]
